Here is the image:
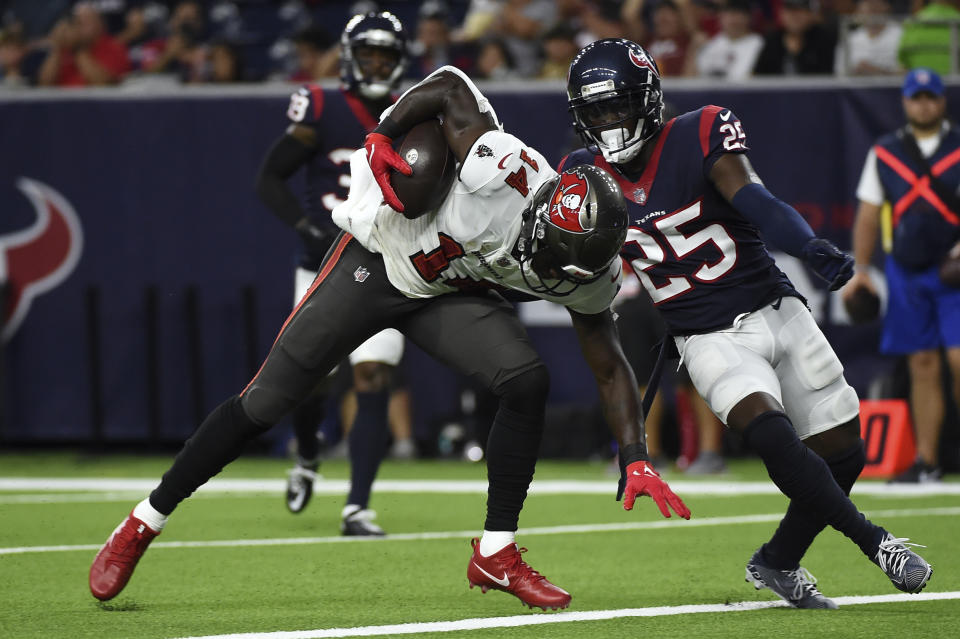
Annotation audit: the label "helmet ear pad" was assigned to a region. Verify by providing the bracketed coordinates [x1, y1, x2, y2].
[581, 231, 620, 272]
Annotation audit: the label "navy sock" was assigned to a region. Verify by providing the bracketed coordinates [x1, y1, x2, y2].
[744, 412, 882, 560]
[346, 391, 390, 508]
[291, 393, 325, 463]
[150, 395, 269, 515]
[761, 441, 868, 569]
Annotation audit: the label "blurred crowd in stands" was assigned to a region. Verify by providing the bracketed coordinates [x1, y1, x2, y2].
[1, 0, 959, 88]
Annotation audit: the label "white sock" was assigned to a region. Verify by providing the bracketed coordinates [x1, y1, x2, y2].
[479, 530, 515, 557]
[132, 498, 167, 533]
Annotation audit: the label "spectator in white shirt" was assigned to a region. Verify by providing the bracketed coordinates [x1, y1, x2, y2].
[836, 0, 903, 75]
[695, 0, 763, 79]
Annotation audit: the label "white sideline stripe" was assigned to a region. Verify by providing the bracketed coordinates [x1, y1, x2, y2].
[3, 506, 959, 556]
[170, 592, 960, 639]
[3, 477, 960, 496]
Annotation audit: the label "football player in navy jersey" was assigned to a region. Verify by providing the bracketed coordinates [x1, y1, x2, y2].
[562, 39, 933, 608]
[255, 12, 413, 535]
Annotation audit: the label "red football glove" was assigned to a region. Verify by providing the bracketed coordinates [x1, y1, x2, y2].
[622, 461, 691, 519]
[363, 132, 412, 212]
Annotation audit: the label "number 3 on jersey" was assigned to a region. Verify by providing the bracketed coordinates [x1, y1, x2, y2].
[625, 200, 737, 303]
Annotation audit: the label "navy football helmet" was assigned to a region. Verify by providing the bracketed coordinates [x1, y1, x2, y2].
[568, 39, 664, 164]
[518, 165, 628, 296]
[341, 12, 409, 100]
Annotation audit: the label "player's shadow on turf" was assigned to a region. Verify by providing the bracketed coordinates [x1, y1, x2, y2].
[95, 600, 142, 612]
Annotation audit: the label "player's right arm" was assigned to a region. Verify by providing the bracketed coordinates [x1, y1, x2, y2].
[845, 148, 883, 298]
[569, 307, 690, 519]
[364, 66, 499, 209]
[255, 87, 330, 250]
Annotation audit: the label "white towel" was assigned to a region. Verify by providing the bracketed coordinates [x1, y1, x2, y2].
[332, 149, 384, 253]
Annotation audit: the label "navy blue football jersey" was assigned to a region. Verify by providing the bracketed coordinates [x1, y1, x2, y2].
[286, 85, 387, 268]
[560, 105, 798, 335]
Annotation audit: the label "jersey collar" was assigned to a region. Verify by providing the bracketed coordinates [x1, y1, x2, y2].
[597, 118, 675, 205]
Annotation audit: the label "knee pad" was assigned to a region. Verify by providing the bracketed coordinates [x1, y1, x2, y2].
[493, 364, 550, 417]
[742, 411, 799, 457]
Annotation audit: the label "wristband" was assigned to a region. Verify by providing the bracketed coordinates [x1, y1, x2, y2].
[619, 442, 649, 466]
[373, 116, 404, 140]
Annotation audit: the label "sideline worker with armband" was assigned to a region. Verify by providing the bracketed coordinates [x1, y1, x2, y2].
[845, 68, 960, 483]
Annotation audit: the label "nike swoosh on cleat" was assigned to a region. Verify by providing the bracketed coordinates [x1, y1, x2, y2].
[720, 110, 732, 121]
[473, 563, 510, 587]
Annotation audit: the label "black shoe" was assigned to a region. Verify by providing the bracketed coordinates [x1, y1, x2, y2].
[872, 533, 933, 593]
[745, 549, 838, 609]
[341, 505, 385, 536]
[889, 459, 942, 484]
[285, 464, 318, 513]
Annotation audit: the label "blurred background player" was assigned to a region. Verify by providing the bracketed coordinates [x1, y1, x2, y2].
[563, 39, 932, 608]
[846, 68, 960, 483]
[255, 11, 415, 536]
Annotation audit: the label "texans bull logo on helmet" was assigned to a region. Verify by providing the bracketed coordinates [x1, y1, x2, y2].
[0, 178, 84, 341]
[548, 170, 594, 233]
[628, 47, 660, 79]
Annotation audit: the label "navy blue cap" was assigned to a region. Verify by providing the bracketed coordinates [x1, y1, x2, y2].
[903, 68, 944, 98]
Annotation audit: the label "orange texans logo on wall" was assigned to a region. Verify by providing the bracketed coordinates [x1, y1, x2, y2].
[0, 178, 84, 341]
[549, 170, 593, 233]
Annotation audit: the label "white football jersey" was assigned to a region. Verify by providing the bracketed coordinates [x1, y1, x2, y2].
[333, 129, 621, 315]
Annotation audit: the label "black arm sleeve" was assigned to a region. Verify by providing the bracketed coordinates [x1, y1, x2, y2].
[255, 133, 317, 227]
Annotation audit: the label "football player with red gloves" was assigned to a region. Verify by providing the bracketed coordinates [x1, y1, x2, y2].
[88, 64, 689, 613]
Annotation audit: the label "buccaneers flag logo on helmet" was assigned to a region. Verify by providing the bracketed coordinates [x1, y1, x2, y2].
[0, 178, 84, 341]
[549, 170, 594, 233]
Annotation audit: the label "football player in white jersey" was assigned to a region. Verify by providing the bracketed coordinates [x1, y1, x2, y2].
[89, 67, 689, 611]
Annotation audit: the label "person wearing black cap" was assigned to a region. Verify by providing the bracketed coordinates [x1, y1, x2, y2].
[753, 0, 836, 75]
[846, 68, 960, 483]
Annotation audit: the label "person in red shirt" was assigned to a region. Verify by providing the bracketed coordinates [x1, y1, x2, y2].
[38, 2, 130, 87]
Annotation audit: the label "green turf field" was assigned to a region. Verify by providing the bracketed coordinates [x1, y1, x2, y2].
[1, 452, 957, 639]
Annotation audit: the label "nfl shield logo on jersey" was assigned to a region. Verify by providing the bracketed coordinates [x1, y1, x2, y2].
[354, 266, 370, 282]
[634, 188, 647, 205]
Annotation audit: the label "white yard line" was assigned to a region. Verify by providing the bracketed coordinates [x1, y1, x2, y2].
[169, 591, 960, 639]
[2, 477, 960, 497]
[3, 506, 959, 556]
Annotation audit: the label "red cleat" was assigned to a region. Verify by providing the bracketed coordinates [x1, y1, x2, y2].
[467, 537, 571, 610]
[89, 511, 159, 601]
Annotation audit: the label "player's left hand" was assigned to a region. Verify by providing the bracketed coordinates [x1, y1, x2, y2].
[364, 132, 412, 212]
[622, 461, 691, 519]
[801, 238, 854, 291]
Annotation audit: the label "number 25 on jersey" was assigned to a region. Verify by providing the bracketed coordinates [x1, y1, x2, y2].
[625, 200, 737, 303]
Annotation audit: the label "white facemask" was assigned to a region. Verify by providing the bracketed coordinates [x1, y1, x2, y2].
[359, 81, 391, 99]
[597, 120, 645, 164]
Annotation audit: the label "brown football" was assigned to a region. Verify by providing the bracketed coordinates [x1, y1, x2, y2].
[844, 286, 881, 324]
[941, 244, 960, 288]
[390, 119, 456, 220]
